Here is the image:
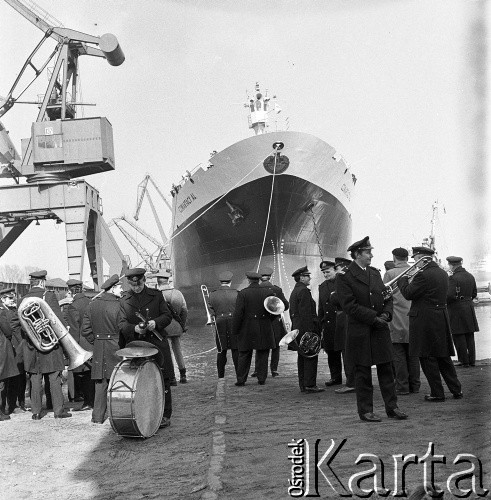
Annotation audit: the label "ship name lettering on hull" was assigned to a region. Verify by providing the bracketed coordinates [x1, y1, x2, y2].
[178, 193, 197, 213]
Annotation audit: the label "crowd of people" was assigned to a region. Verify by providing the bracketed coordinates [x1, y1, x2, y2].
[0, 235, 481, 425]
[207, 236, 480, 423]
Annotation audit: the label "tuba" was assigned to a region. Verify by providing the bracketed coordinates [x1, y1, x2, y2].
[264, 296, 285, 315]
[18, 296, 93, 370]
[200, 285, 222, 353]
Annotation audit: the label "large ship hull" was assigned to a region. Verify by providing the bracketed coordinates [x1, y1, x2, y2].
[170, 131, 355, 318]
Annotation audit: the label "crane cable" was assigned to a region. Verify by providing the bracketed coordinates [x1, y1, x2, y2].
[164, 148, 278, 247]
[256, 149, 279, 272]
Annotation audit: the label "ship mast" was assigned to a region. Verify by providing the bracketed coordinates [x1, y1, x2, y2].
[422, 201, 440, 263]
[244, 83, 270, 135]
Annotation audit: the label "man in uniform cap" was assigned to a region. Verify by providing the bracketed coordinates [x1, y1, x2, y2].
[446, 256, 479, 368]
[398, 247, 462, 402]
[208, 271, 239, 378]
[155, 271, 189, 384]
[331, 257, 356, 394]
[232, 271, 276, 386]
[383, 247, 420, 395]
[18, 269, 72, 419]
[318, 260, 343, 387]
[0, 287, 20, 420]
[65, 279, 94, 411]
[289, 266, 324, 393]
[81, 274, 122, 423]
[251, 266, 289, 378]
[119, 268, 175, 428]
[336, 237, 407, 422]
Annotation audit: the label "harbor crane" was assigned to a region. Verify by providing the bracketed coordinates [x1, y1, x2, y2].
[110, 216, 170, 272]
[134, 174, 172, 246]
[0, 0, 126, 286]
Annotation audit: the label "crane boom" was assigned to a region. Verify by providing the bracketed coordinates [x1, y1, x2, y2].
[118, 216, 163, 248]
[111, 219, 158, 272]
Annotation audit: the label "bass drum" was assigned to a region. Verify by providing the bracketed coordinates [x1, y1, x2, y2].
[108, 357, 164, 438]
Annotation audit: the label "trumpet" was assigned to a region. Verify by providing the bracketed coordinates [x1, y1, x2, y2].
[18, 296, 92, 370]
[382, 256, 433, 301]
[200, 285, 223, 353]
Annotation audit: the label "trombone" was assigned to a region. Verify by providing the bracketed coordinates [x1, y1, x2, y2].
[200, 285, 223, 353]
[382, 256, 432, 301]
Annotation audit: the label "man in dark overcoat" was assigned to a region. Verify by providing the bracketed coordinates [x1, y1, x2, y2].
[65, 279, 94, 411]
[232, 271, 276, 386]
[332, 257, 356, 394]
[251, 266, 289, 378]
[119, 268, 174, 428]
[208, 271, 239, 378]
[318, 260, 341, 387]
[0, 287, 20, 420]
[0, 287, 25, 416]
[446, 256, 479, 367]
[19, 270, 71, 420]
[81, 274, 122, 423]
[289, 266, 324, 393]
[336, 237, 407, 422]
[398, 247, 463, 402]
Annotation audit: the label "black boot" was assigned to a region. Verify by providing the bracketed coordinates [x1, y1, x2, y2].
[179, 368, 187, 384]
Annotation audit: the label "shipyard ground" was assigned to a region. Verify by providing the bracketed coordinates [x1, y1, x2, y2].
[1, 327, 490, 500]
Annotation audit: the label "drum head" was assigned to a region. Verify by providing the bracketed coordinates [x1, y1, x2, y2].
[116, 346, 159, 358]
[127, 340, 165, 366]
[133, 360, 164, 437]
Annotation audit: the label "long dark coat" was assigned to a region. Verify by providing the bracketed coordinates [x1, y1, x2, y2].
[65, 292, 92, 373]
[232, 282, 276, 351]
[260, 280, 289, 344]
[398, 261, 455, 358]
[336, 262, 394, 367]
[19, 287, 66, 374]
[119, 286, 174, 379]
[288, 281, 320, 354]
[446, 266, 479, 334]
[209, 285, 238, 350]
[330, 284, 348, 352]
[318, 279, 337, 351]
[81, 292, 121, 380]
[0, 307, 19, 380]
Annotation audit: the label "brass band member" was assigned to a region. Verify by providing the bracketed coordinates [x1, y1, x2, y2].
[398, 247, 463, 402]
[119, 268, 174, 428]
[252, 266, 289, 378]
[332, 257, 356, 394]
[209, 271, 239, 378]
[156, 271, 189, 384]
[318, 260, 341, 387]
[446, 256, 479, 367]
[65, 279, 95, 411]
[383, 248, 420, 395]
[81, 275, 122, 424]
[289, 266, 324, 393]
[0, 287, 27, 418]
[336, 237, 407, 422]
[20, 270, 71, 420]
[0, 287, 20, 420]
[232, 271, 276, 386]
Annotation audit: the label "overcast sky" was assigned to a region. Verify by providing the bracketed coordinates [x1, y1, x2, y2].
[0, 0, 490, 283]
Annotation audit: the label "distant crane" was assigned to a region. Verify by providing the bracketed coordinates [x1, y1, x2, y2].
[110, 216, 169, 272]
[134, 174, 172, 243]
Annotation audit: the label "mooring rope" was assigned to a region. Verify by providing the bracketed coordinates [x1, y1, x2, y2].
[256, 151, 278, 272]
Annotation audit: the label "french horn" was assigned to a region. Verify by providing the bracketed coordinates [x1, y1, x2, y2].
[18, 296, 93, 370]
